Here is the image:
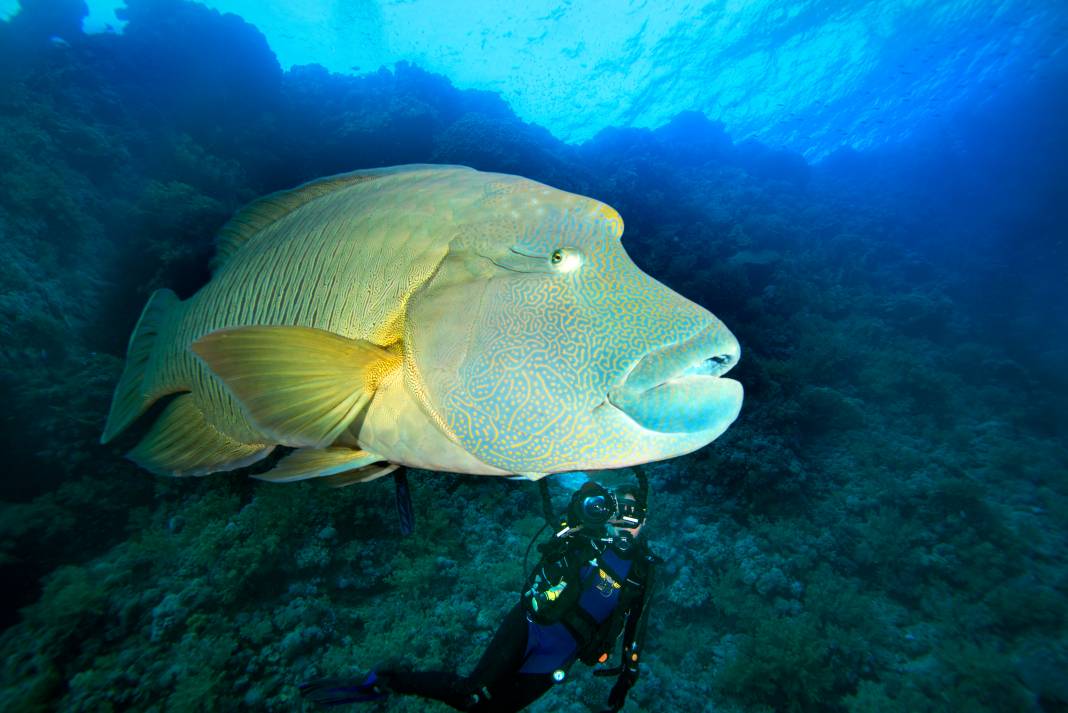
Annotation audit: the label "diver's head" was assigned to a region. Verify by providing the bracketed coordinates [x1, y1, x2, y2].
[608, 486, 646, 551]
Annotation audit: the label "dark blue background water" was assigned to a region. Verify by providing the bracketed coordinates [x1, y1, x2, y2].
[0, 1, 1065, 711]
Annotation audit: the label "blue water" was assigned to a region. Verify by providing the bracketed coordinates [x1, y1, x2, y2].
[7, 0, 1065, 158]
[0, 1, 1065, 711]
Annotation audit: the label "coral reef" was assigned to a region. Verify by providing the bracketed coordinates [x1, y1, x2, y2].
[0, 1, 1064, 711]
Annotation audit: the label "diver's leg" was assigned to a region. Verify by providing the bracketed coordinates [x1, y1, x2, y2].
[465, 603, 530, 682]
[384, 671, 554, 713]
[474, 672, 556, 712]
[381, 604, 531, 710]
[381, 670, 472, 709]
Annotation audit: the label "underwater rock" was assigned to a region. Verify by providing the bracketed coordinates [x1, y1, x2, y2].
[114, 0, 282, 133]
[2, 0, 87, 53]
[734, 139, 811, 188]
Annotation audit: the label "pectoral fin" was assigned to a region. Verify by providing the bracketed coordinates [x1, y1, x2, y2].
[192, 326, 402, 448]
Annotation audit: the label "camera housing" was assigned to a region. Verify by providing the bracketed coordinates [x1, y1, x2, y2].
[568, 482, 645, 529]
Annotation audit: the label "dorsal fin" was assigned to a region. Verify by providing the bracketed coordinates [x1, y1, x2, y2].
[210, 164, 473, 272]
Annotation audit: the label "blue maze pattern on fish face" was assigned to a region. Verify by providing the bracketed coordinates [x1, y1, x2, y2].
[411, 182, 737, 474]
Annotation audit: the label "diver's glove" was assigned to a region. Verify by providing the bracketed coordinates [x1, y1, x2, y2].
[528, 579, 568, 614]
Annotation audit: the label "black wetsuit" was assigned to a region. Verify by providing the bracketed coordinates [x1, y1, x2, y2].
[379, 532, 657, 712]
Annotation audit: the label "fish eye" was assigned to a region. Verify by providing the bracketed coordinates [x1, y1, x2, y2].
[550, 248, 582, 273]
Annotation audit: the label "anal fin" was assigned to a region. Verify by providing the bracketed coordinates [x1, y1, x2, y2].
[318, 463, 400, 489]
[253, 447, 385, 483]
[128, 394, 273, 476]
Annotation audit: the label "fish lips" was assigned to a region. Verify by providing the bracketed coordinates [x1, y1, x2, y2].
[607, 325, 743, 435]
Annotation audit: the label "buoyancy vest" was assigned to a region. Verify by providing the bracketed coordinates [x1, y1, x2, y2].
[519, 542, 650, 675]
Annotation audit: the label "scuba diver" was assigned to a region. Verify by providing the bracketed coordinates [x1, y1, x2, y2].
[301, 477, 661, 712]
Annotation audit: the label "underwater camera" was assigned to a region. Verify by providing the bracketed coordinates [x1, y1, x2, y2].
[568, 482, 645, 529]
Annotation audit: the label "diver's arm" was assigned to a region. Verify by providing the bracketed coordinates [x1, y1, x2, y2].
[620, 564, 653, 674]
[525, 557, 570, 615]
[524, 535, 592, 619]
[603, 560, 656, 712]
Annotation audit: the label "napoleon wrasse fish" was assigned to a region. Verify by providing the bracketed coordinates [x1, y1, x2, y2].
[102, 165, 742, 485]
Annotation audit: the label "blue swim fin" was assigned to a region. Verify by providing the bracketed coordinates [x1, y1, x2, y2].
[299, 672, 388, 705]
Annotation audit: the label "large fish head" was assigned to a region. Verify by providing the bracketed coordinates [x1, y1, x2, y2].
[404, 177, 742, 476]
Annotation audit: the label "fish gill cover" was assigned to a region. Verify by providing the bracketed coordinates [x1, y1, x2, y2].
[0, 1, 1066, 712]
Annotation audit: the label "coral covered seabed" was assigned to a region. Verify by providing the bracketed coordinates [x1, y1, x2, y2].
[1, 1, 1066, 712]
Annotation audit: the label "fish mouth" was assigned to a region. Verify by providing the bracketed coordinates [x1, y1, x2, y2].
[607, 324, 743, 434]
[662, 351, 738, 381]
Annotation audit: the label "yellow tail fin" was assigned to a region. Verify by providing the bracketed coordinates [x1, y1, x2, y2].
[101, 289, 181, 443]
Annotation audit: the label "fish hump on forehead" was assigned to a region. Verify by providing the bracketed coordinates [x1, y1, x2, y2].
[476, 177, 624, 241]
